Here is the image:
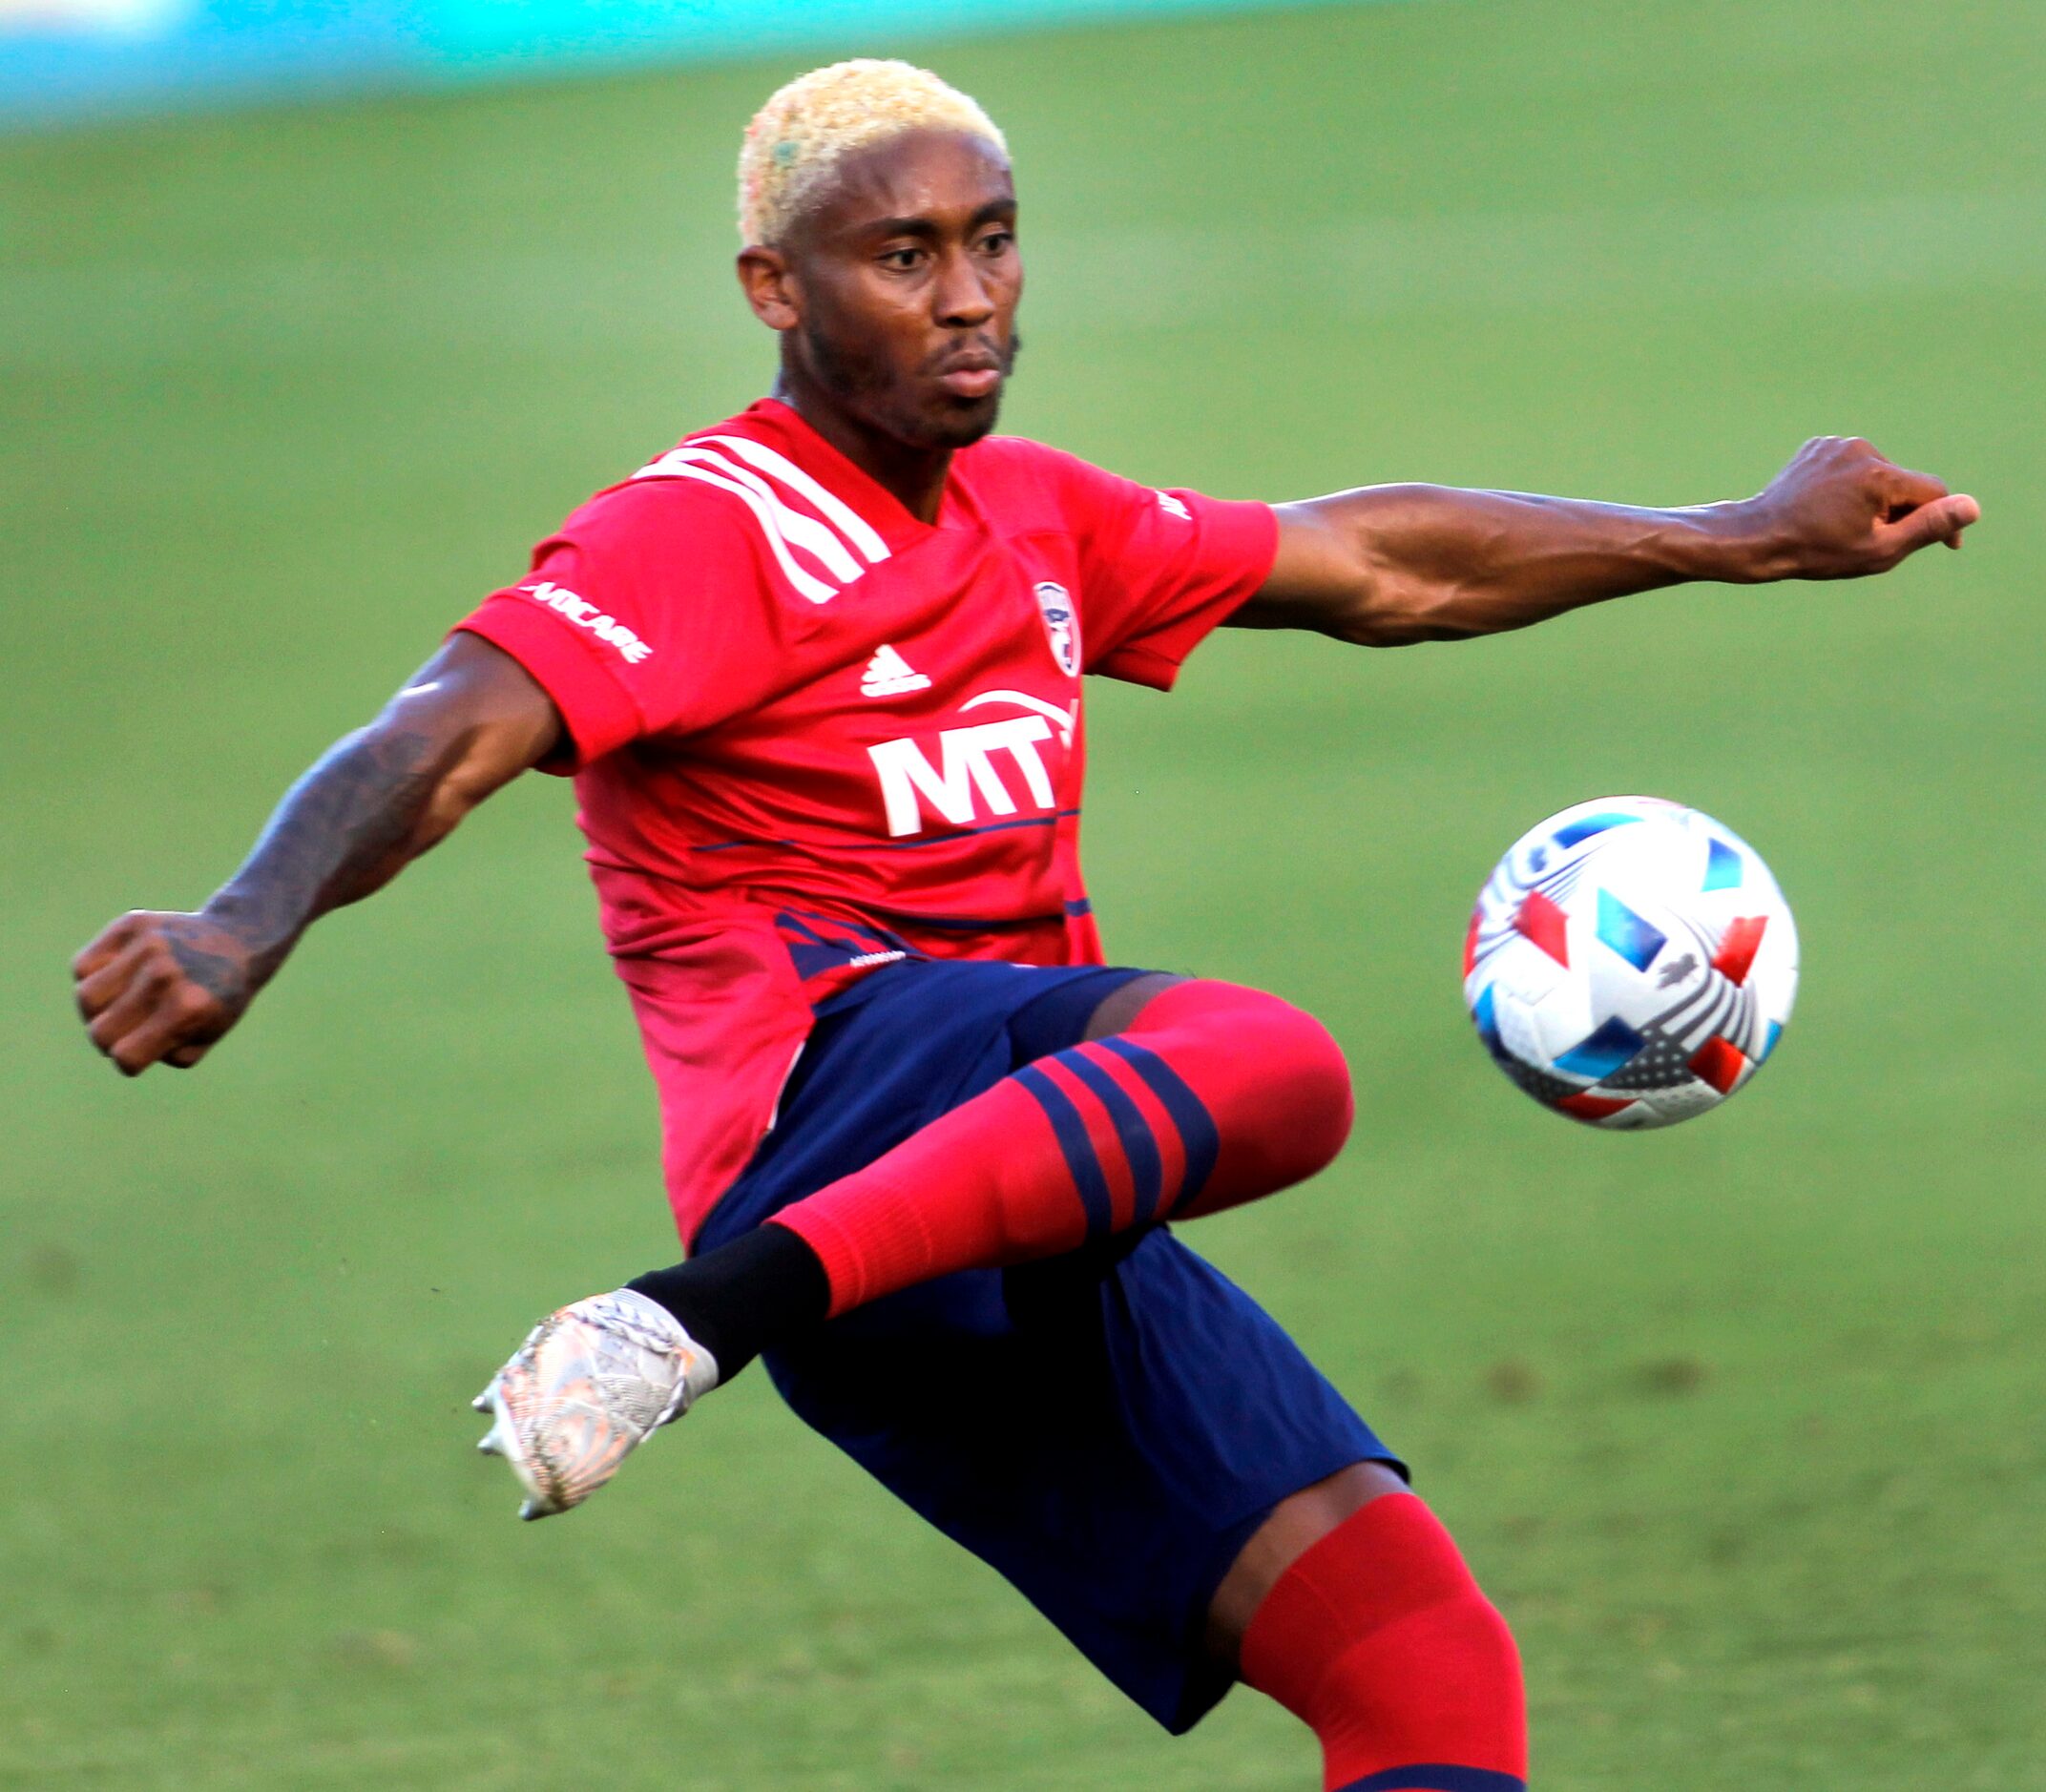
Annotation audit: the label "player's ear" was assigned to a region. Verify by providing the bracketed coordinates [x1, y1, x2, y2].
[738, 246, 800, 332]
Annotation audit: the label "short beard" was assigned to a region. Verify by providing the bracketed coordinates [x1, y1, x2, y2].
[801, 322, 1022, 451]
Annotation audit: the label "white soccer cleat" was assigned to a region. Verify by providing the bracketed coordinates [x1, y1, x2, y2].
[471, 1288, 719, 1520]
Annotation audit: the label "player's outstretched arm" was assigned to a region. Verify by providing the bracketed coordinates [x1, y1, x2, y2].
[73, 634, 562, 1076]
[1237, 435, 1980, 645]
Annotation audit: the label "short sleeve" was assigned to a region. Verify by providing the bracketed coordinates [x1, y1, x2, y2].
[1057, 455, 1278, 691]
[452, 482, 774, 770]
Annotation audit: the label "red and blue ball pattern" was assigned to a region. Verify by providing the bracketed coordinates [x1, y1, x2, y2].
[1463, 797, 1799, 1129]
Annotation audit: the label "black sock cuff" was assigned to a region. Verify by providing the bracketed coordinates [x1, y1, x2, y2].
[628, 1222, 830, 1382]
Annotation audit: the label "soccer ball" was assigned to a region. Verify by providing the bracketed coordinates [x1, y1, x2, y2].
[1462, 796, 1798, 1129]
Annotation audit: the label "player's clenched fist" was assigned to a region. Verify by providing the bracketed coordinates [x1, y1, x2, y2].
[1748, 435, 1979, 579]
[70, 641, 564, 1081]
[72, 909, 258, 1075]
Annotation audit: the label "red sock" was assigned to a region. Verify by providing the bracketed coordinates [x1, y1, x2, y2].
[1240, 1493, 1527, 1792]
[770, 979, 1353, 1315]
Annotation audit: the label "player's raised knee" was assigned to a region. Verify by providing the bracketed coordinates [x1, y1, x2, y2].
[1141, 980, 1354, 1206]
[1248, 990, 1354, 1181]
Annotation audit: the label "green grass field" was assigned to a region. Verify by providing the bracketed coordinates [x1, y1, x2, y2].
[5, 0, 2043, 1784]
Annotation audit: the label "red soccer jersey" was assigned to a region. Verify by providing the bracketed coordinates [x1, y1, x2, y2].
[456, 397, 1275, 1240]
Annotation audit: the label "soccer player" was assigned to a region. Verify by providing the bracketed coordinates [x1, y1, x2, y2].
[73, 60, 1976, 1791]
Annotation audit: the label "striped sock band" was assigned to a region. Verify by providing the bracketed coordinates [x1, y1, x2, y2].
[774, 978, 1350, 1316]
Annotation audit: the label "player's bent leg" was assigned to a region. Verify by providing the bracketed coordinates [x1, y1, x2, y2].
[476, 964, 1354, 1518]
[1229, 1486, 1528, 1792]
[1203, 1460, 1409, 1662]
[771, 975, 1354, 1313]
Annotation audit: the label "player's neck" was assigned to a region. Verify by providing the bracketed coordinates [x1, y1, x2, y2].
[770, 375, 952, 525]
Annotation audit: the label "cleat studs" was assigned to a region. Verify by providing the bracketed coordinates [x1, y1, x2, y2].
[470, 1388, 494, 1413]
[518, 1499, 542, 1521]
[477, 1433, 502, 1456]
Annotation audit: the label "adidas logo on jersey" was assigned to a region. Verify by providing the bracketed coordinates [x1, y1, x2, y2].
[860, 644, 931, 698]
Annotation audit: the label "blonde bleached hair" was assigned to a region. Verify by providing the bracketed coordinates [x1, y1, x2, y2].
[738, 59, 1008, 247]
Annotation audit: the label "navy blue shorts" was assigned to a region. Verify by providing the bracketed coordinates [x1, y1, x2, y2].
[696, 956, 1396, 1733]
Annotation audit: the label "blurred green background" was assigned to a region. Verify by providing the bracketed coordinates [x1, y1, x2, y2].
[5, 0, 2043, 1785]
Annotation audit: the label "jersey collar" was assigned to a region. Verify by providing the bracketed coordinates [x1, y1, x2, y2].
[739, 396, 978, 546]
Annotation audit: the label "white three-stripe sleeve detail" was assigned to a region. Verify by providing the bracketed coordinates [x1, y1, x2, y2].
[635, 447, 861, 587]
[697, 434, 891, 565]
[631, 459, 839, 603]
[655, 446, 866, 584]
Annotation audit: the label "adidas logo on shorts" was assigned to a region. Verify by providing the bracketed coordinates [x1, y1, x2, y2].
[860, 644, 931, 698]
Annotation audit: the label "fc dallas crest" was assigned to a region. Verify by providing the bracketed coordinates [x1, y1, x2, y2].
[1033, 581, 1079, 677]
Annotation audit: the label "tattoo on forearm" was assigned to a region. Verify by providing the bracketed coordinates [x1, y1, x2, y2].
[210, 726, 452, 972]
[168, 937, 247, 1004]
